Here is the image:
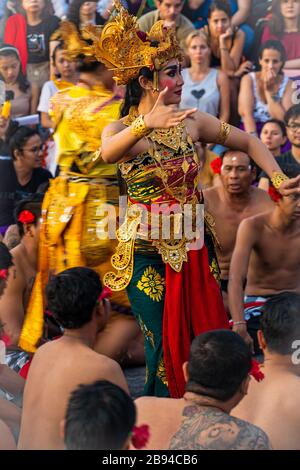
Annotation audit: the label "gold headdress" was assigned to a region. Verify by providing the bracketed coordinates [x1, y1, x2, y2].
[82, 0, 182, 86]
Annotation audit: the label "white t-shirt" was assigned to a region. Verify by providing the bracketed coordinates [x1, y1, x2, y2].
[37, 80, 58, 114]
[180, 68, 220, 117]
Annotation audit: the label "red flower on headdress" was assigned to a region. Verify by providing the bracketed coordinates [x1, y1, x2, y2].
[249, 359, 264, 382]
[136, 30, 148, 42]
[0, 269, 8, 280]
[97, 286, 112, 303]
[268, 186, 282, 203]
[18, 210, 35, 224]
[131, 424, 150, 449]
[210, 157, 222, 175]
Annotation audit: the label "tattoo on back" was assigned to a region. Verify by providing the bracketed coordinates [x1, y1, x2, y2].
[168, 405, 272, 450]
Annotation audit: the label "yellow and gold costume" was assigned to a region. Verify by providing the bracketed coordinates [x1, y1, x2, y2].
[19, 83, 123, 352]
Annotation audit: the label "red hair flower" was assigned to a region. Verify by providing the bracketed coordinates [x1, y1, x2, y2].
[210, 157, 222, 175]
[18, 210, 35, 224]
[250, 359, 264, 382]
[0, 269, 8, 280]
[136, 30, 148, 42]
[131, 424, 150, 450]
[268, 186, 282, 203]
[97, 286, 112, 303]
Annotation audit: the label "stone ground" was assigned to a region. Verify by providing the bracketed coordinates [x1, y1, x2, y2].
[124, 366, 146, 399]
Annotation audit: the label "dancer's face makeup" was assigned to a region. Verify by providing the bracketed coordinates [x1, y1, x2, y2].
[158, 59, 183, 104]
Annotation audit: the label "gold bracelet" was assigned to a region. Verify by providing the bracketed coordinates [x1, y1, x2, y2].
[215, 121, 231, 145]
[270, 171, 289, 190]
[130, 115, 150, 139]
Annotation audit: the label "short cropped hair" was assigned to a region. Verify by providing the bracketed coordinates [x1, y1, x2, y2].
[186, 330, 252, 401]
[64, 380, 136, 450]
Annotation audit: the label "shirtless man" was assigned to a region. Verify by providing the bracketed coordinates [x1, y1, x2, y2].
[228, 178, 300, 353]
[0, 195, 42, 347]
[232, 292, 300, 450]
[203, 150, 273, 304]
[18, 267, 129, 450]
[135, 330, 271, 450]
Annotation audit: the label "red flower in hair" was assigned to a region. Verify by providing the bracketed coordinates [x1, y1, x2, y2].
[97, 286, 112, 303]
[268, 186, 282, 203]
[210, 157, 222, 175]
[18, 210, 35, 224]
[131, 424, 150, 449]
[250, 359, 264, 382]
[0, 269, 8, 280]
[136, 30, 148, 42]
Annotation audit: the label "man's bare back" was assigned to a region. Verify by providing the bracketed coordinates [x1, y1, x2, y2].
[18, 337, 129, 449]
[135, 397, 271, 450]
[204, 185, 273, 280]
[232, 367, 300, 449]
[243, 212, 300, 295]
[0, 244, 36, 346]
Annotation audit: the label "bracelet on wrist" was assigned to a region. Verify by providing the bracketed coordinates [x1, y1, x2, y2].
[220, 47, 228, 51]
[270, 171, 289, 190]
[130, 115, 150, 139]
[233, 321, 247, 326]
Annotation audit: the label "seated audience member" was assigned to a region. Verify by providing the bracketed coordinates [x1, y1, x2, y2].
[67, 0, 107, 28]
[0, 126, 52, 235]
[258, 119, 288, 191]
[183, 0, 254, 55]
[233, 292, 300, 450]
[181, 31, 230, 122]
[0, 44, 38, 118]
[239, 40, 293, 136]
[228, 177, 300, 354]
[138, 0, 195, 48]
[261, 0, 300, 70]
[135, 330, 272, 450]
[259, 105, 300, 187]
[0, 196, 42, 350]
[38, 43, 78, 130]
[63, 380, 137, 450]
[203, 150, 274, 306]
[4, 0, 60, 95]
[18, 267, 129, 450]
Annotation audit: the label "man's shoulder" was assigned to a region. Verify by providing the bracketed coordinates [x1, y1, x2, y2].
[229, 414, 272, 449]
[178, 13, 194, 29]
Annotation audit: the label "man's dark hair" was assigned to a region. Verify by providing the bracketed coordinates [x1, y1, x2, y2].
[64, 380, 136, 450]
[9, 126, 41, 160]
[284, 104, 300, 126]
[14, 194, 43, 237]
[261, 119, 287, 138]
[0, 241, 13, 297]
[186, 330, 252, 401]
[46, 267, 102, 329]
[260, 292, 300, 355]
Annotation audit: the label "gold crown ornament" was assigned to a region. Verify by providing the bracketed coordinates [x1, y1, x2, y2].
[51, 20, 98, 63]
[82, 0, 183, 86]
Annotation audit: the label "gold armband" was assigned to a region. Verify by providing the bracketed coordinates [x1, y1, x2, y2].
[270, 172, 289, 190]
[215, 121, 231, 145]
[130, 115, 150, 139]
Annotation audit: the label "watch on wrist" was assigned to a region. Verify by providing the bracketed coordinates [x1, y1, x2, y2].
[271, 94, 281, 102]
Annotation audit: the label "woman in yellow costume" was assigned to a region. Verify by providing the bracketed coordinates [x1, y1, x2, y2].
[83, 2, 297, 398]
[19, 20, 143, 363]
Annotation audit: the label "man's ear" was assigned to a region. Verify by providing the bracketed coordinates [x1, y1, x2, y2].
[13, 149, 22, 161]
[257, 329, 267, 351]
[182, 361, 189, 383]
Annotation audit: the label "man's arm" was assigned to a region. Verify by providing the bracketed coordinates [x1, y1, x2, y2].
[0, 265, 25, 347]
[0, 365, 24, 406]
[231, 0, 251, 28]
[228, 218, 258, 349]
